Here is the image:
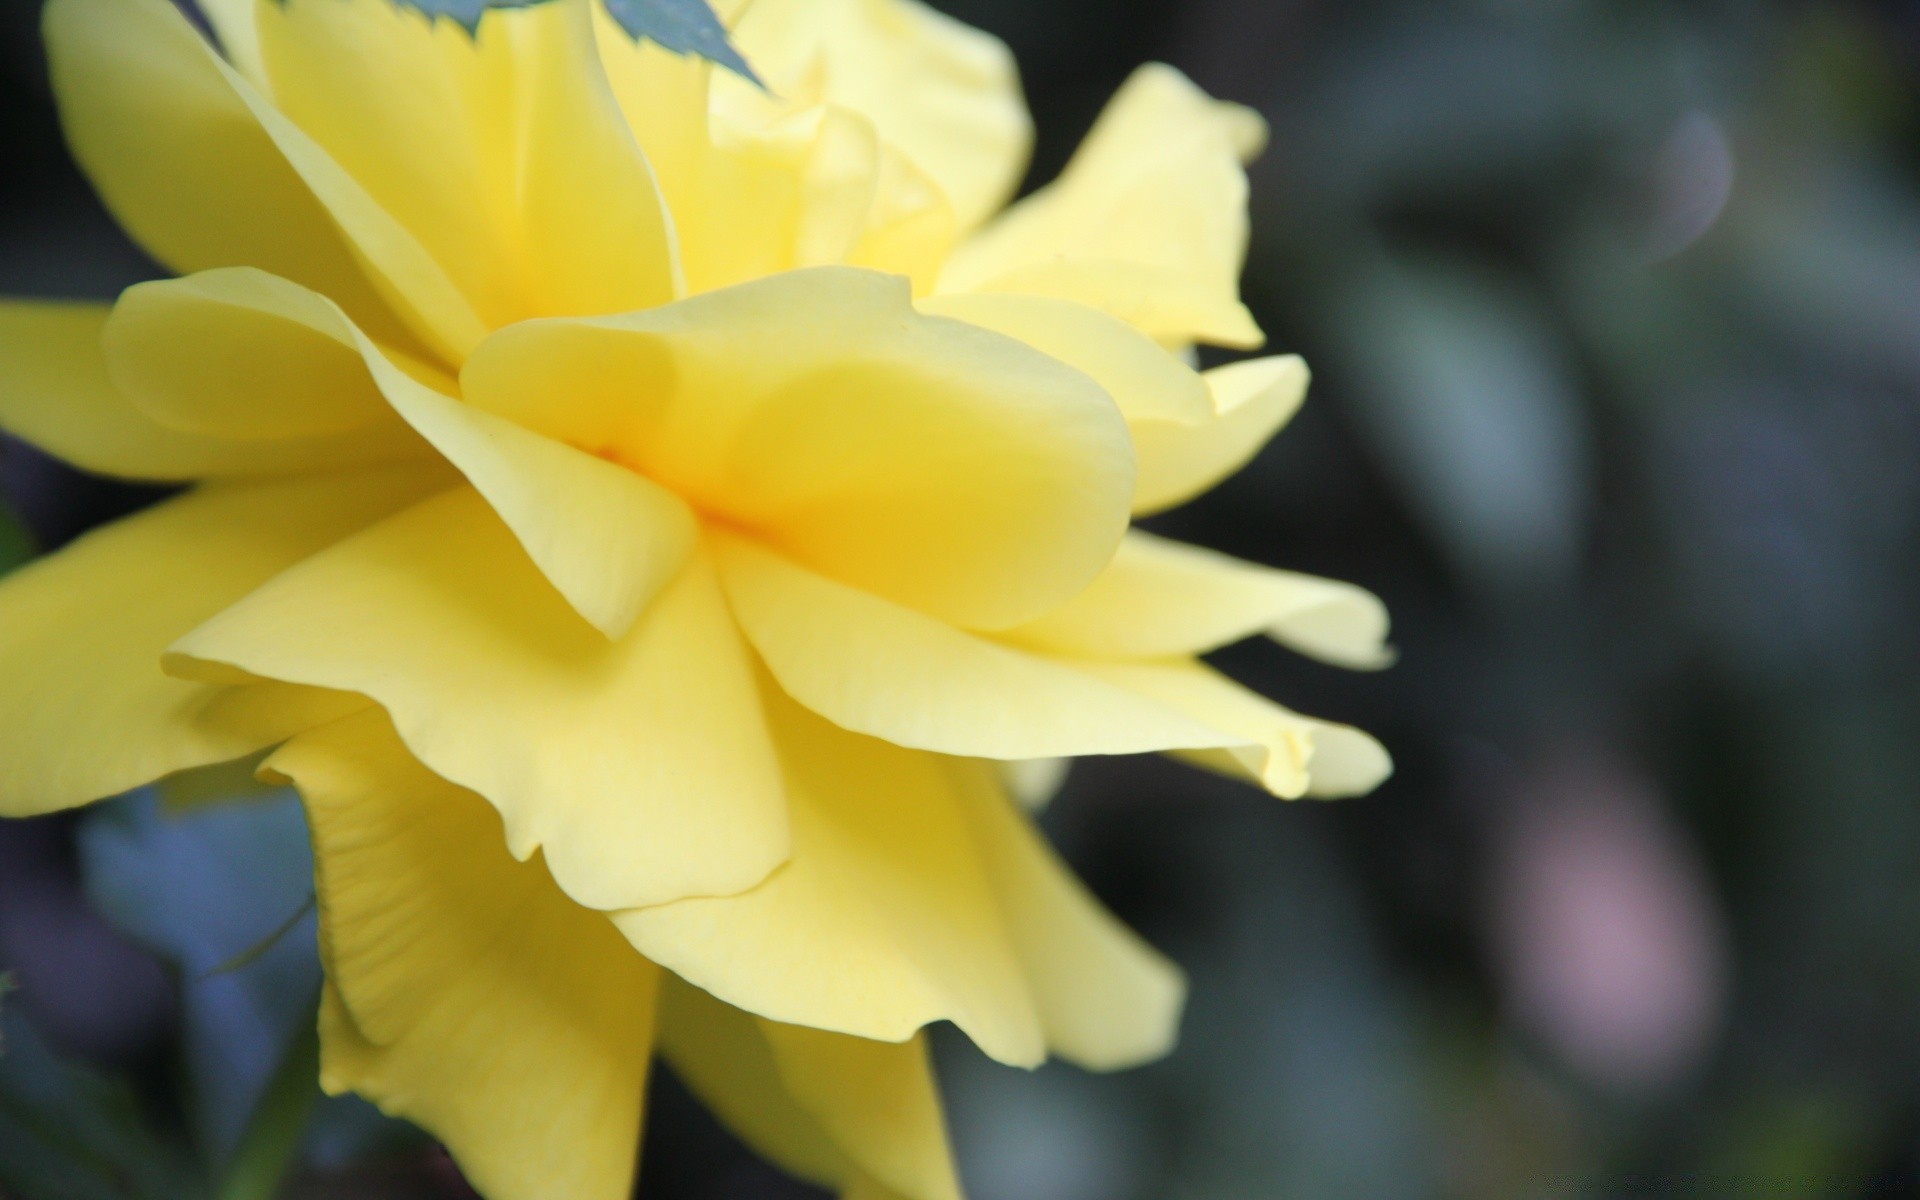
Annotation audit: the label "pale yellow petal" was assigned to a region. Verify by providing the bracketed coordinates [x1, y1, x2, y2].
[655, 977, 849, 1190]
[0, 466, 449, 816]
[0, 300, 424, 481]
[1002, 530, 1393, 669]
[999, 758, 1070, 812]
[1082, 659, 1392, 799]
[730, 0, 1031, 230]
[712, 534, 1238, 760]
[951, 761, 1184, 1071]
[917, 292, 1211, 426]
[617, 685, 1045, 1068]
[1133, 356, 1309, 515]
[659, 978, 960, 1200]
[939, 64, 1264, 348]
[273, 709, 655, 1200]
[169, 487, 787, 912]
[120, 268, 692, 637]
[43, 0, 414, 350]
[195, 0, 264, 84]
[758, 1021, 961, 1200]
[254, 0, 678, 331]
[463, 267, 1135, 630]
[104, 271, 402, 441]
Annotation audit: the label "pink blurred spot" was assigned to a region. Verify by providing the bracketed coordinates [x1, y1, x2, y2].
[1489, 747, 1728, 1094]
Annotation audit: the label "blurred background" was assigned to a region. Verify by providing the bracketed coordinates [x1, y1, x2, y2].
[4, 0, 1920, 1196]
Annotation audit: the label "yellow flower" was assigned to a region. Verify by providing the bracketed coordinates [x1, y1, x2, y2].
[0, 0, 1393, 1196]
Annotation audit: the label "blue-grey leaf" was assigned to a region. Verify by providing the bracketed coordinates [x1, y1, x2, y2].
[388, 0, 761, 83]
[602, 0, 760, 85]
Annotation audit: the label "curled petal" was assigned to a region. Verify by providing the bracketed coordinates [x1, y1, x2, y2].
[0, 301, 419, 481]
[171, 487, 787, 912]
[1003, 530, 1394, 669]
[114, 268, 693, 637]
[1082, 659, 1393, 800]
[1134, 356, 1310, 515]
[273, 709, 656, 1200]
[939, 64, 1265, 348]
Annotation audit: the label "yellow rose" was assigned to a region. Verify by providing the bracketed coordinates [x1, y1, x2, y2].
[0, 0, 1392, 1196]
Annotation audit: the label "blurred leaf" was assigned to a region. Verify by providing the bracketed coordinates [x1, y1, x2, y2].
[0, 1006, 203, 1200]
[1329, 251, 1593, 602]
[77, 792, 408, 1171]
[214, 1004, 320, 1200]
[389, 0, 760, 83]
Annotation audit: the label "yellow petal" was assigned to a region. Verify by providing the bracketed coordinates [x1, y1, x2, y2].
[254, 0, 678, 331]
[1134, 356, 1309, 515]
[0, 300, 421, 482]
[758, 1021, 961, 1200]
[43, 0, 415, 350]
[195, 0, 264, 84]
[274, 709, 655, 1200]
[1002, 530, 1394, 669]
[0, 465, 449, 816]
[655, 976, 849, 1190]
[617, 685, 1045, 1069]
[119, 268, 691, 637]
[951, 760, 1184, 1071]
[917, 292, 1212, 426]
[169, 487, 787, 912]
[731, 0, 1032, 230]
[938, 64, 1264, 348]
[713, 534, 1238, 760]
[105, 271, 402, 441]
[659, 977, 962, 1200]
[463, 267, 1135, 630]
[1082, 659, 1392, 799]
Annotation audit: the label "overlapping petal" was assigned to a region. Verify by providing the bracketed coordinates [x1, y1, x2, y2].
[951, 760, 1185, 1071]
[272, 708, 657, 1200]
[1003, 530, 1394, 669]
[713, 533, 1235, 760]
[1081, 659, 1392, 799]
[252, 0, 679, 326]
[1134, 357, 1311, 515]
[728, 0, 1031, 232]
[659, 976, 961, 1200]
[43, 0, 414, 349]
[616, 683, 1045, 1068]
[463, 267, 1136, 630]
[111, 268, 694, 636]
[0, 465, 447, 816]
[169, 486, 787, 912]
[939, 64, 1265, 349]
[0, 300, 420, 481]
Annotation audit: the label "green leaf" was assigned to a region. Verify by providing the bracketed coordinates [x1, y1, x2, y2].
[389, 0, 761, 84]
[213, 997, 321, 1200]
